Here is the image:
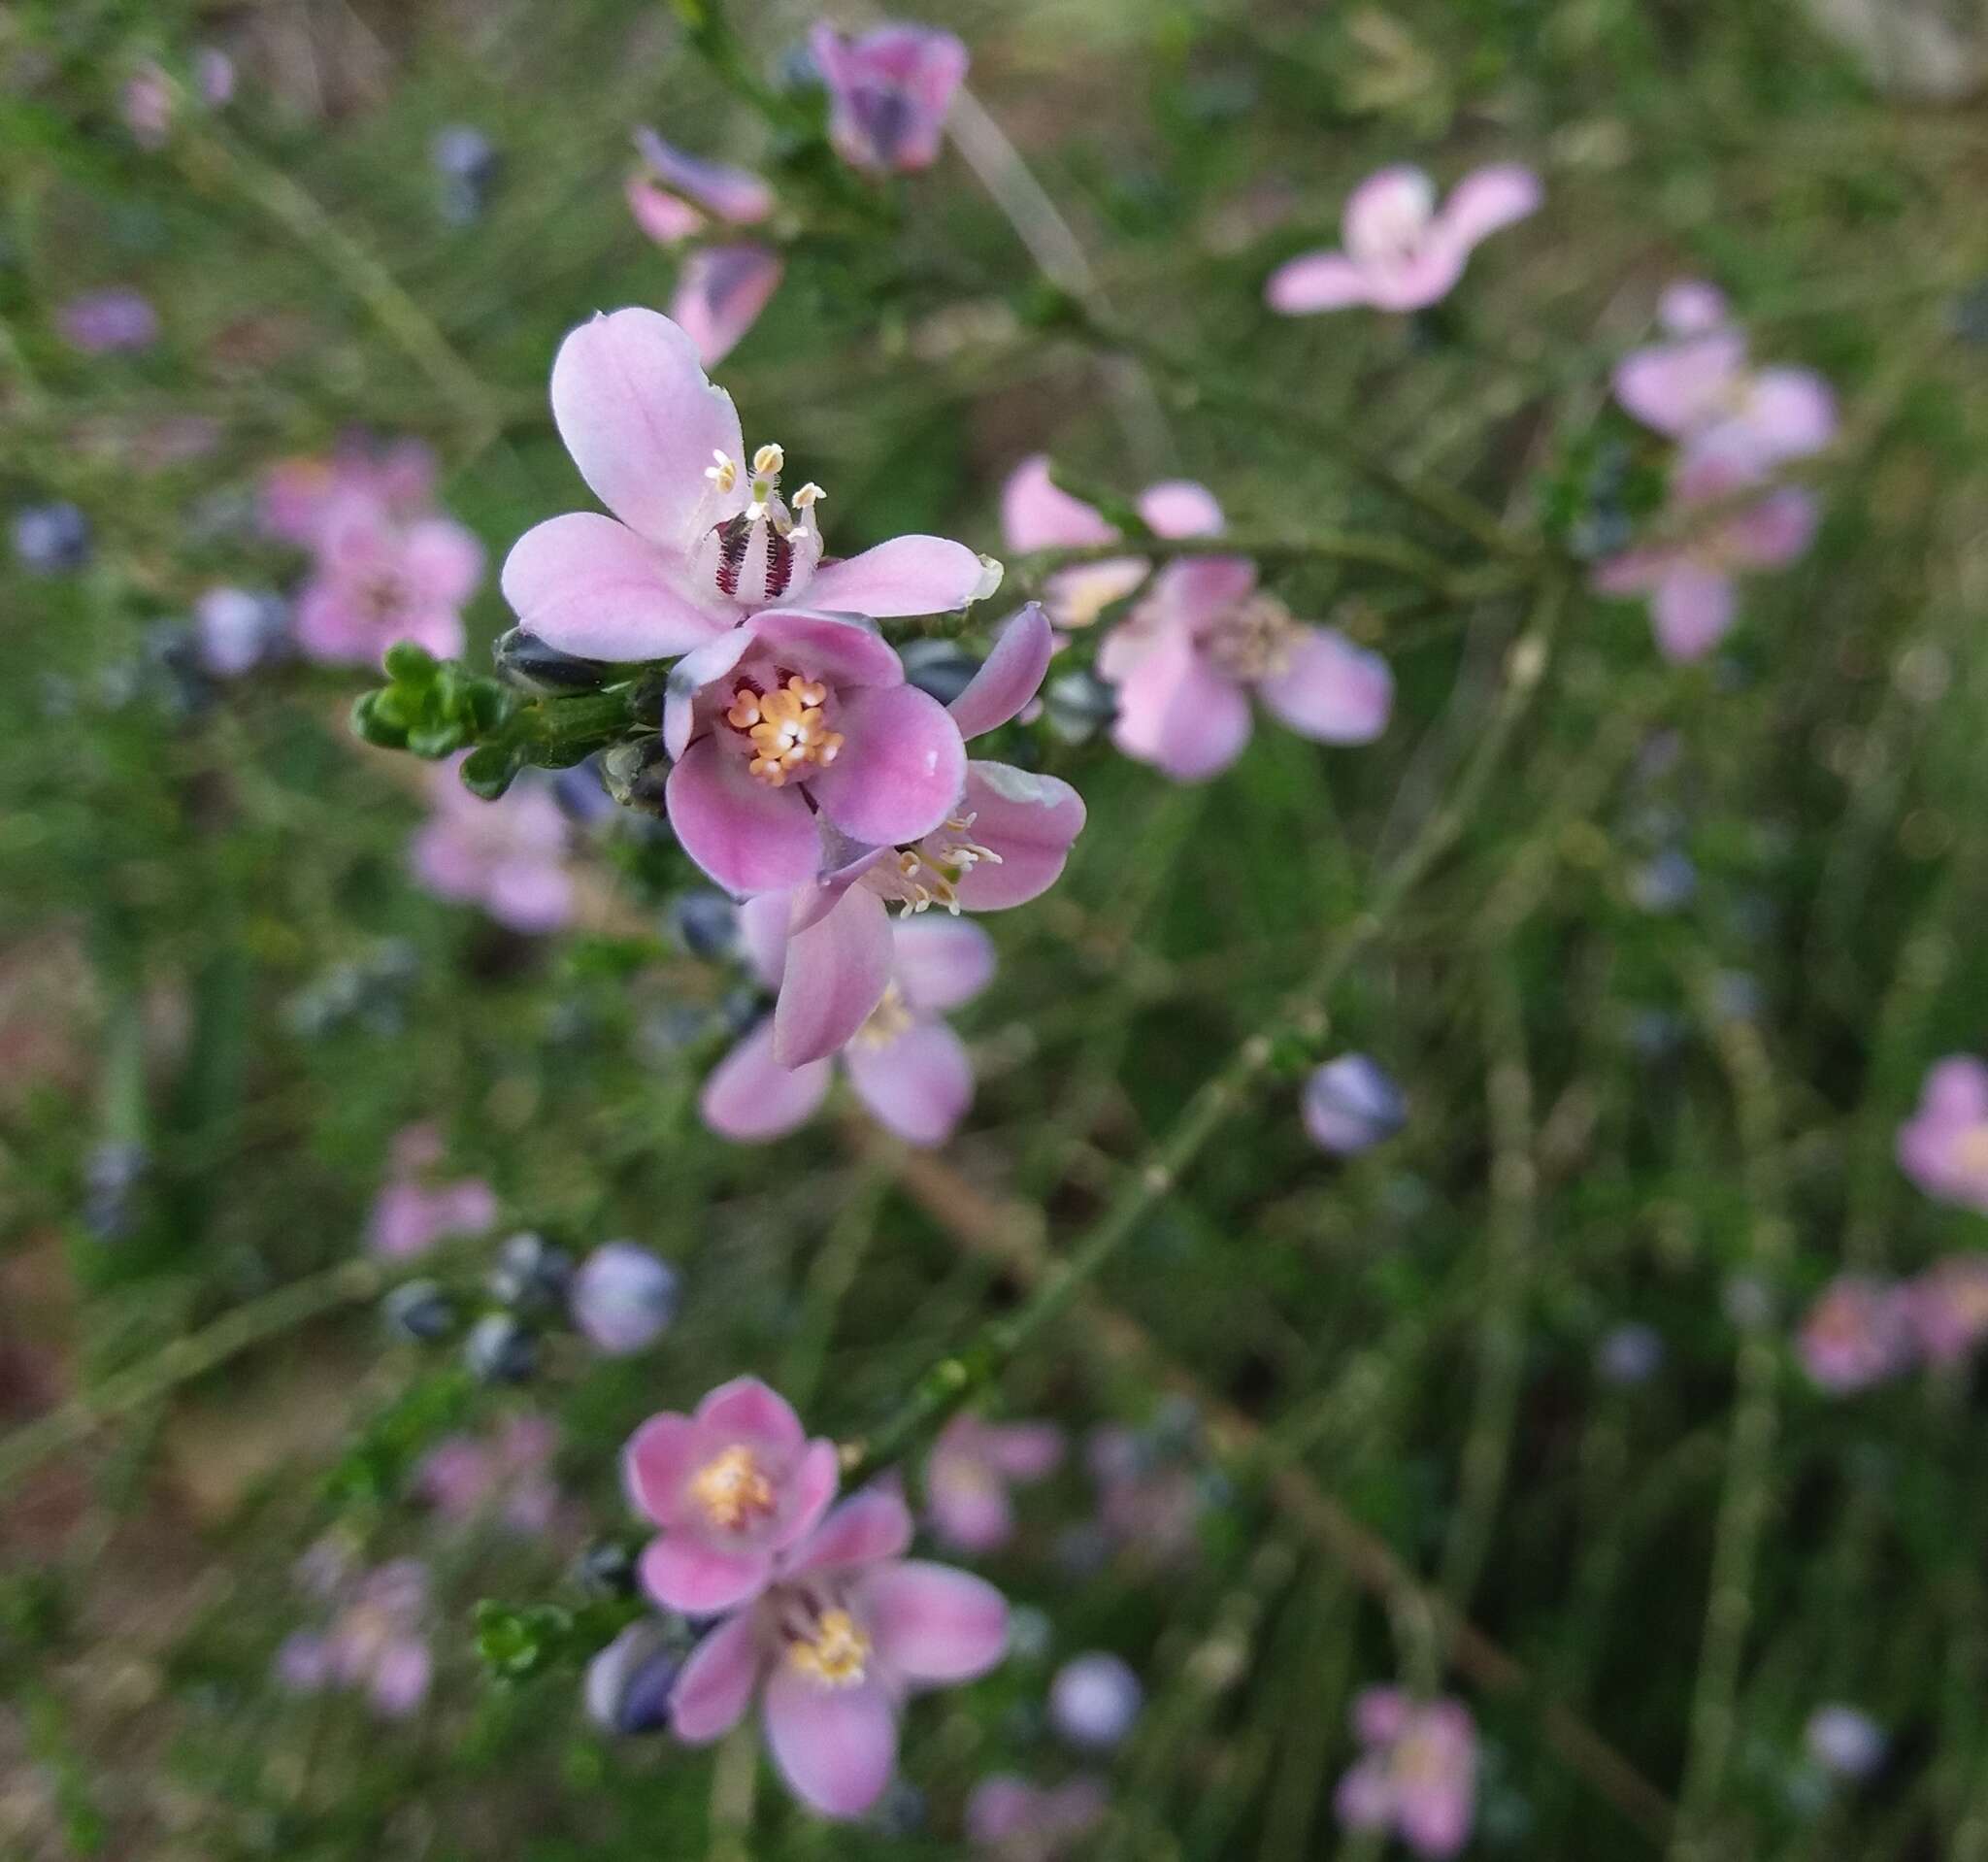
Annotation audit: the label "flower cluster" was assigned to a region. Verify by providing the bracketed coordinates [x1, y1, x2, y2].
[275, 1541, 433, 1720]
[1334, 1687, 1478, 1857]
[409, 754, 577, 935]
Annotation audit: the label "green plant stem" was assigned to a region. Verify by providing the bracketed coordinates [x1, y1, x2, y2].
[1012, 535, 1526, 605]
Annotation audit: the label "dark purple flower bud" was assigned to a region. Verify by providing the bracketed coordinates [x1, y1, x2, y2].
[900, 638, 981, 707]
[553, 758, 616, 826]
[433, 126, 501, 226]
[1049, 1652, 1143, 1751]
[569, 1242, 679, 1355]
[1044, 668, 1117, 744]
[1303, 1054, 1407, 1156]
[584, 1620, 682, 1736]
[382, 1279, 456, 1344]
[464, 1313, 539, 1383]
[494, 626, 613, 695]
[1595, 1322, 1665, 1385]
[12, 503, 91, 574]
[668, 889, 741, 963]
[573, 1539, 639, 1598]
[1805, 1705, 1885, 1780]
[487, 1232, 574, 1313]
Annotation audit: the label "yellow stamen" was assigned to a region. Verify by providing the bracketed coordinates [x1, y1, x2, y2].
[730, 677, 844, 788]
[688, 1445, 776, 1531]
[787, 1608, 871, 1687]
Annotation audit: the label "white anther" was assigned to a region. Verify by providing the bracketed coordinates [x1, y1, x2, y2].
[752, 442, 785, 477]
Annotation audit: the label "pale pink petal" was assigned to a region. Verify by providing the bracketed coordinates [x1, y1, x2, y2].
[1612, 333, 1748, 438]
[672, 245, 783, 368]
[293, 582, 375, 664]
[944, 761, 1086, 910]
[739, 609, 906, 691]
[947, 602, 1053, 740]
[666, 737, 823, 896]
[1658, 280, 1729, 334]
[403, 517, 484, 606]
[1924, 1056, 1988, 1125]
[548, 308, 745, 551]
[808, 684, 967, 848]
[1437, 162, 1543, 250]
[1590, 547, 1675, 597]
[982, 1423, 1064, 1480]
[1352, 1686, 1410, 1746]
[805, 536, 988, 618]
[860, 1561, 1009, 1684]
[1044, 559, 1150, 631]
[485, 858, 575, 934]
[1265, 251, 1373, 315]
[965, 1777, 1040, 1843]
[633, 129, 776, 224]
[1255, 626, 1393, 744]
[1147, 555, 1258, 635]
[1001, 455, 1117, 551]
[1365, 244, 1468, 314]
[1720, 488, 1818, 569]
[695, 1377, 808, 1452]
[1137, 480, 1225, 539]
[1110, 630, 1253, 781]
[623, 1413, 702, 1524]
[502, 513, 729, 660]
[926, 1464, 1015, 1553]
[889, 915, 995, 1014]
[1741, 368, 1837, 461]
[773, 1440, 843, 1550]
[670, 1613, 763, 1743]
[663, 628, 757, 758]
[1342, 166, 1438, 262]
[368, 1642, 432, 1717]
[1334, 1756, 1396, 1831]
[1651, 565, 1736, 662]
[738, 892, 792, 990]
[700, 1021, 833, 1143]
[640, 1535, 774, 1614]
[773, 881, 893, 1067]
[627, 174, 706, 245]
[786, 1486, 915, 1576]
[763, 1668, 899, 1818]
[1399, 1779, 1474, 1858]
[845, 1020, 975, 1147]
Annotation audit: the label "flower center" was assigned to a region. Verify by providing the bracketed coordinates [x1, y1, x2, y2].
[865, 813, 1004, 915]
[786, 1607, 872, 1687]
[726, 674, 845, 787]
[688, 1445, 777, 1531]
[1204, 594, 1300, 682]
[695, 442, 827, 608]
[852, 981, 914, 1048]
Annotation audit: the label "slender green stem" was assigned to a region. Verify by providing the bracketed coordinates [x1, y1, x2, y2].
[1012, 534, 1526, 604]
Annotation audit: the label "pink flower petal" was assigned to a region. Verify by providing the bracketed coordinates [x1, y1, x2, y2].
[1147, 555, 1258, 635]
[1266, 251, 1373, 315]
[808, 683, 968, 849]
[695, 1377, 807, 1452]
[626, 173, 706, 246]
[368, 1642, 433, 1718]
[1334, 1755, 1396, 1831]
[1613, 333, 1748, 439]
[1590, 547, 1674, 597]
[640, 1534, 774, 1614]
[927, 1463, 1015, 1553]
[666, 737, 823, 896]
[805, 536, 988, 618]
[943, 761, 1086, 910]
[773, 881, 893, 1067]
[403, 517, 485, 606]
[1658, 280, 1729, 334]
[700, 1020, 833, 1143]
[548, 308, 745, 551]
[502, 513, 729, 660]
[1352, 1685, 1410, 1746]
[1342, 166, 1438, 260]
[845, 1019, 975, 1147]
[740, 609, 906, 690]
[624, 1412, 701, 1524]
[1437, 162, 1543, 250]
[671, 1612, 764, 1743]
[983, 1422, 1064, 1480]
[663, 628, 757, 759]
[1110, 630, 1254, 781]
[485, 857, 575, 935]
[775, 1440, 843, 1550]
[1137, 481, 1225, 540]
[738, 891, 792, 990]
[786, 1486, 915, 1576]
[633, 129, 776, 224]
[1720, 487, 1818, 570]
[889, 915, 995, 1014]
[859, 1560, 1009, 1684]
[1255, 626, 1393, 744]
[763, 1668, 900, 1818]
[1740, 367, 1838, 461]
[672, 245, 784, 368]
[1651, 565, 1737, 662]
[1001, 455, 1117, 551]
[947, 602, 1053, 740]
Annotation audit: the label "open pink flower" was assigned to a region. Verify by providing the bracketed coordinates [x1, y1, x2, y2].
[501, 308, 990, 666]
[1905, 1255, 1988, 1366]
[966, 1774, 1109, 1857]
[366, 1123, 498, 1259]
[625, 1378, 840, 1614]
[1896, 1056, 1988, 1213]
[294, 490, 484, 666]
[670, 1485, 1008, 1819]
[924, 1414, 1064, 1553]
[275, 1546, 433, 1719]
[1267, 164, 1541, 316]
[409, 759, 575, 935]
[809, 23, 968, 174]
[1591, 457, 1817, 663]
[262, 437, 437, 549]
[732, 603, 1083, 1066]
[1796, 1275, 1916, 1393]
[671, 244, 786, 367]
[415, 1413, 564, 1535]
[1335, 1688, 1477, 1858]
[701, 904, 994, 1147]
[628, 128, 776, 246]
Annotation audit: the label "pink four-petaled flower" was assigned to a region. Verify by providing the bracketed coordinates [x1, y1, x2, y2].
[1334, 1687, 1478, 1858]
[294, 485, 485, 667]
[1896, 1055, 1988, 1214]
[924, 1413, 1065, 1553]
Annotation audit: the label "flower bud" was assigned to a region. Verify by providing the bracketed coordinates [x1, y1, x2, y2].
[584, 1621, 682, 1736]
[464, 1313, 539, 1384]
[494, 626, 613, 696]
[1805, 1705, 1885, 1780]
[1302, 1054, 1407, 1156]
[1049, 1652, 1143, 1751]
[487, 1232, 575, 1313]
[81, 1141, 149, 1242]
[381, 1280, 457, 1344]
[667, 889, 740, 963]
[12, 503, 91, 575]
[899, 638, 981, 707]
[1044, 669, 1117, 744]
[570, 1243, 679, 1355]
[572, 1539, 639, 1599]
[433, 125, 501, 226]
[600, 737, 672, 815]
[1595, 1322, 1664, 1385]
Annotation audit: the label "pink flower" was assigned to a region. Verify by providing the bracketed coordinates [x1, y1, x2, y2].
[1657, 280, 1730, 336]
[275, 1545, 433, 1719]
[1905, 1255, 1988, 1366]
[408, 758, 576, 934]
[366, 1123, 498, 1260]
[1796, 1275, 1917, 1393]
[293, 490, 484, 666]
[1335, 1688, 1477, 1858]
[261, 437, 438, 549]
[1266, 164, 1541, 316]
[671, 244, 786, 366]
[414, 1413, 564, 1535]
[57, 287, 159, 354]
[628, 128, 776, 242]
[720, 603, 1083, 1066]
[701, 906, 995, 1147]
[1896, 1055, 1988, 1213]
[1591, 456, 1818, 663]
[669, 1484, 1008, 1819]
[500, 308, 990, 663]
[923, 1414, 1064, 1553]
[966, 1774, 1109, 1857]
[809, 23, 968, 175]
[624, 1378, 841, 1614]
[121, 64, 175, 149]
[1085, 1424, 1203, 1568]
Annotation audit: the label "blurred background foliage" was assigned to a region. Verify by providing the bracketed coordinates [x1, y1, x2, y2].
[5, 0, 1988, 1856]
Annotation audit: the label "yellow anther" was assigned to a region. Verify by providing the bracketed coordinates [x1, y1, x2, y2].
[706, 450, 740, 493]
[787, 1609, 871, 1687]
[793, 482, 825, 511]
[752, 442, 785, 477]
[731, 678, 844, 786]
[688, 1445, 777, 1532]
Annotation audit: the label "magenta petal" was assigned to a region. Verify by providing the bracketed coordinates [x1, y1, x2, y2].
[773, 881, 893, 1067]
[700, 1021, 833, 1143]
[627, 174, 706, 246]
[696, 1376, 807, 1451]
[502, 513, 728, 660]
[623, 1412, 701, 1523]
[1255, 626, 1393, 744]
[1398, 1779, 1474, 1858]
[764, 1668, 899, 1819]
[809, 684, 967, 849]
[548, 308, 745, 551]
[1110, 630, 1253, 781]
[739, 609, 904, 691]
[1651, 565, 1737, 662]
[1001, 454, 1116, 551]
[671, 1613, 763, 1743]
[845, 1020, 974, 1147]
[1137, 480, 1224, 540]
[640, 1535, 774, 1615]
[1590, 548, 1673, 597]
[672, 244, 784, 368]
[805, 536, 988, 618]
[859, 1560, 1009, 1683]
[666, 737, 822, 895]
[1148, 555, 1257, 633]
[1353, 1686, 1410, 1746]
[1925, 1056, 1988, 1124]
[368, 1642, 433, 1718]
[1266, 250, 1372, 315]
[786, 1487, 915, 1576]
[889, 914, 995, 1014]
[1437, 162, 1543, 249]
[947, 602, 1053, 740]
[945, 761, 1085, 910]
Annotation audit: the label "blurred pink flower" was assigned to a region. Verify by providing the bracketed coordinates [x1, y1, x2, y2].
[500, 308, 988, 663]
[966, 1774, 1109, 1857]
[1086, 1424, 1202, 1568]
[1796, 1275, 1916, 1393]
[408, 758, 576, 935]
[923, 1413, 1064, 1553]
[275, 1545, 433, 1719]
[261, 437, 438, 549]
[671, 244, 786, 366]
[57, 287, 159, 354]
[1657, 280, 1730, 336]
[627, 128, 775, 244]
[1896, 1055, 1988, 1213]
[1335, 1688, 1477, 1858]
[625, 1377, 840, 1614]
[1905, 1254, 1988, 1366]
[121, 64, 175, 149]
[701, 905, 995, 1147]
[1266, 164, 1541, 316]
[293, 491, 483, 666]
[670, 1484, 1007, 1820]
[414, 1413, 565, 1535]
[366, 1123, 498, 1260]
[809, 23, 968, 174]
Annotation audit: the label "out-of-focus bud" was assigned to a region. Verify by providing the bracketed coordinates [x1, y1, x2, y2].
[494, 626, 615, 695]
[195, 586, 290, 678]
[1595, 1322, 1665, 1385]
[434, 125, 502, 226]
[569, 1242, 679, 1355]
[487, 1232, 575, 1313]
[667, 889, 741, 963]
[1049, 1652, 1143, 1751]
[381, 1280, 457, 1344]
[1805, 1704, 1886, 1780]
[464, 1313, 539, 1383]
[1043, 668, 1118, 745]
[583, 1620, 683, 1736]
[573, 1539, 639, 1599]
[900, 638, 981, 707]
[1302, 1054, 1407, 1156]
[12, 503, 92, 575]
